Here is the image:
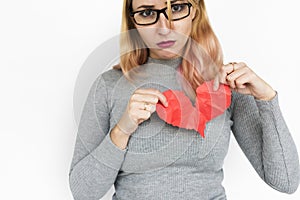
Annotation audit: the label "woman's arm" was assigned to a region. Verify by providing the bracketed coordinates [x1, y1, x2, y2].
[231, 91, 300, 194]
[69, 75, 128, 200]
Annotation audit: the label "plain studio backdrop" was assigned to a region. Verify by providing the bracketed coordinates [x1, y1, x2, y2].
[1, 0, 300, 199]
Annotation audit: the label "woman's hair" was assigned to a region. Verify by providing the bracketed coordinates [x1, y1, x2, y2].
[113, 0, 223, 100]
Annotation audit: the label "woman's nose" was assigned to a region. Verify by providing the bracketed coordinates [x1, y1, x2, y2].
[156, 13, 171, 35]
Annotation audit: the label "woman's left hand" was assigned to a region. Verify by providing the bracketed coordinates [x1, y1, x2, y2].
[213, 62, 276, 101]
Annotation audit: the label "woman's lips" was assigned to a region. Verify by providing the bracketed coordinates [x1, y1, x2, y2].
[156, 40, 176, 48]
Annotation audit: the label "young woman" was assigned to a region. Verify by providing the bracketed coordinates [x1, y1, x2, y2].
[69, 0, 300, 199]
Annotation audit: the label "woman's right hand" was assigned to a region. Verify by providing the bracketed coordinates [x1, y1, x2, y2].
[116, 88, 169, 136]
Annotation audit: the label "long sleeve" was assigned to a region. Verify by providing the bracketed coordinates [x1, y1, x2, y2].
[230, 91, 300, 194]
[69, 75, 127, 200]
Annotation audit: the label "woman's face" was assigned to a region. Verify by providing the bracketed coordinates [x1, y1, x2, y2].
[131, 0, 196, 59]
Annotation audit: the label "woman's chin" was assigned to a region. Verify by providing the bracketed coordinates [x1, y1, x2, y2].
[150, 49, 181, 60]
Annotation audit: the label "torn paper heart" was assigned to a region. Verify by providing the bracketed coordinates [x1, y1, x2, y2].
[156, 80, 231, 138]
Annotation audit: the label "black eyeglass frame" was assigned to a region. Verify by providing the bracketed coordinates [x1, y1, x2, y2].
[129, 3, 193, 26]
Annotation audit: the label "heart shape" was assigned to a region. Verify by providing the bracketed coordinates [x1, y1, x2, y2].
[156, 80, 231, 138]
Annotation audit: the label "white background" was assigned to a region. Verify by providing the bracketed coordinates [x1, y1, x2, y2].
[0, 0, 299, 199]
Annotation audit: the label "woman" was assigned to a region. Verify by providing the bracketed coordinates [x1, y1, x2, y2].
[69, 0, 300, 199]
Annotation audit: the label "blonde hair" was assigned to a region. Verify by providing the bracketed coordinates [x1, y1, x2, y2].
[113, 0, 223, 100]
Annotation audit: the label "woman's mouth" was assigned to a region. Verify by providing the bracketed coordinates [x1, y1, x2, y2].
[156, 40, 176, 49]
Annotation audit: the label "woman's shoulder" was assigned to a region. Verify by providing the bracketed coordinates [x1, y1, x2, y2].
[91, 67, 124, 97]
[93, 67, 122, 87]
[100, 67, 123, 83]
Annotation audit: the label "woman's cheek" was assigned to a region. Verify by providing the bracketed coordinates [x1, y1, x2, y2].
[137, 29, 157, 47]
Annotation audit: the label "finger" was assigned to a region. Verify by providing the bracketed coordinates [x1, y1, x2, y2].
[129, 95, 158, 116]
[219, 64, 234, 84]
[128, 105, 151, 122]
[225, 62, 245, 75]
[226, 66, 247, 83]
[137, 101, 156, 113]
[227, 77, 236, 89]
[128, 101, 145, 113]
[131, 93, 160, 105]
[134, 88, 168, 107]
[234, 73, 251, 89]
[226, 69, 247, 89]
[136, 110, 151, 124]
[222, 63, 234, 75]
[233, 62, 247, 70]
[144, 103, 156, 113]
[213, 76, 220, 91]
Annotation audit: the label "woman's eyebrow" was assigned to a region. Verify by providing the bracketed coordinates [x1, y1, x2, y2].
[169, 0, 184, 4]
[137, 5, 155, 9]
[136, 0, 185, 9]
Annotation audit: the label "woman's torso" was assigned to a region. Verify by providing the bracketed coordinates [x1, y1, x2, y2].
[101, 59, 233, 200]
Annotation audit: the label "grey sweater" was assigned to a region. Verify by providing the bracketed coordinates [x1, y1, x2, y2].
[69, 57, 300, 200]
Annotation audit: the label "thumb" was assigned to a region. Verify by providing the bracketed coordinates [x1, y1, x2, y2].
[213, 76, 220, 91]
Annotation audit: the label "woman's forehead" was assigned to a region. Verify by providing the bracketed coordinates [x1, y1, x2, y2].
[132, 0, 186, 9]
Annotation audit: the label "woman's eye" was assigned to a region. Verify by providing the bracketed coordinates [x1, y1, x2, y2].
[140, 9, 154, 17]
[171, 5, 183, 12]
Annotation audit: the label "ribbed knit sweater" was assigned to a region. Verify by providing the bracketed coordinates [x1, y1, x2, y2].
[69, 57, 300, 200]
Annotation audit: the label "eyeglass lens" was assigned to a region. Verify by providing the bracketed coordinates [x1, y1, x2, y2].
[132, 3, 191, 25]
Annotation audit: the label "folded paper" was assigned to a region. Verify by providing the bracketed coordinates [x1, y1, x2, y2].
[156, 80, 231, 138]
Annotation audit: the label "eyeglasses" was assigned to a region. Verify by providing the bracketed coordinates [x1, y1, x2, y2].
[130, 3, 193, 26]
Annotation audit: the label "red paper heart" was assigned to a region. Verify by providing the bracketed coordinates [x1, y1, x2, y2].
[156, 80, 231, 138]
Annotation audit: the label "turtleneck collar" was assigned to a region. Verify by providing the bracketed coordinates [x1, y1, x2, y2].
[146, 56, 182, 69]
